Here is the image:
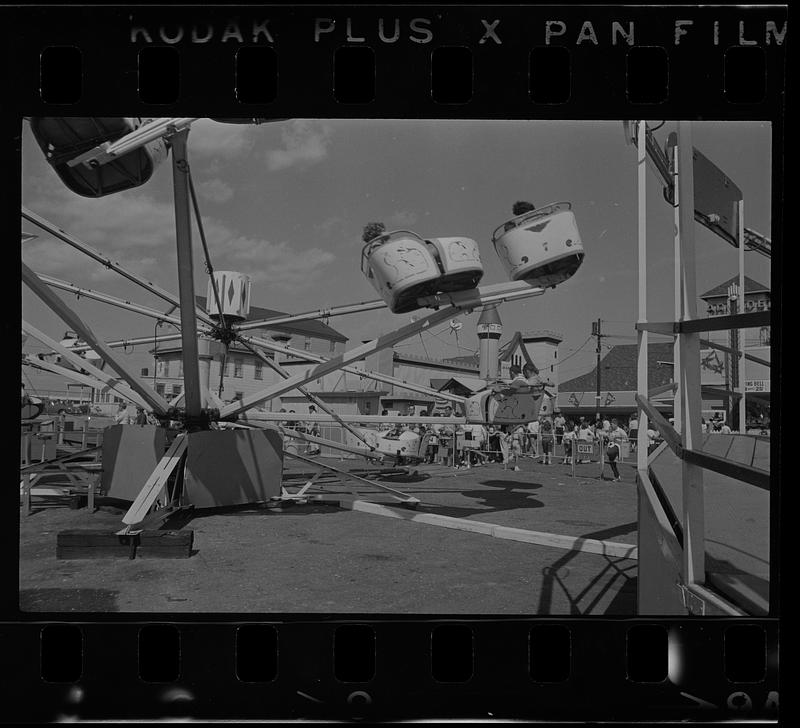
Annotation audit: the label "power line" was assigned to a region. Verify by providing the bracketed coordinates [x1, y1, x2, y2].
[557, 335, 593, 365]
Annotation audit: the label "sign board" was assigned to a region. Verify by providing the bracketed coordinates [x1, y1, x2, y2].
[745, 379, 770, 393]
[665, 133, 743, 248]
[576, 442, 594, 455]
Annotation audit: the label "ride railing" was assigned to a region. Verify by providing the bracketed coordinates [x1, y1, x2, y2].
[20, 419, 105, 465]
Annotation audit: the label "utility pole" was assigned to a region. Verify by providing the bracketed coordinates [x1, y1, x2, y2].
[728, 283, 739, 429]
[592, 318, 603, 422]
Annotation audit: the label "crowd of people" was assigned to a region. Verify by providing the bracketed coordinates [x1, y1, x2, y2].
[372, 408, 658, 479]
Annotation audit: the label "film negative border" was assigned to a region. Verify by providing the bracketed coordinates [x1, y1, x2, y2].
[5, 6, 788, 117]
[0, 619, 781, 721]
[3, 1, 785, 722]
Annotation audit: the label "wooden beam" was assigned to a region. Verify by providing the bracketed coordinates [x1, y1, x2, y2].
[700, 338, 771, 368]
[679, 311, 770, 334]
[122, 435, 188, 526]
[681, 448, 770, 490]
[331, 498, 638, 559]
[649, 381, 678, 398]
[635, 395, 683, 457]
[637, 120, 650, 472]
[56, 529, 193, 559]
[676, 121, 706, 587]
[635, 321, 677, 335]
[636, 312, 771, 335]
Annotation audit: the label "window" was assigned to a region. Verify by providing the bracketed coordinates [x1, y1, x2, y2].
[156, 384, 165, 396]
[330, 340, 336, 353]
[304, 338, 312, 351]
[177, 359, 183, 376]
[255, 360, 263, 380]
[234, 358, 243, 378]
[172, 385, 182, 396]
[235, 391, 243, 401]
[163, 360, 170, 377]
[141, 367, 149, 376]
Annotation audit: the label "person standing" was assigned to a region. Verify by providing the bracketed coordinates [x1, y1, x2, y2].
[553, 411, 565, 457]
[503, 427, 521, 471]
[539, 415, 553, 465]
[134, 406, 149, 426]
[603, 419, 626, 481]
[562, 424, 578, 465]
[527, 417, 539, 458]
[721, 421, 732, 435]
[628, 414, 638, 450]
[577, 420, 594, 463]
[114, 401, 133, 425]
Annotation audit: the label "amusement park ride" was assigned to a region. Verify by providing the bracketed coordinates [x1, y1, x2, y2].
[21, 117, 586, 529]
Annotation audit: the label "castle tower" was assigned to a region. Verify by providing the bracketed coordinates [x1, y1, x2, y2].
[477, 304, 503, 381]
[522, 331, 563, 392]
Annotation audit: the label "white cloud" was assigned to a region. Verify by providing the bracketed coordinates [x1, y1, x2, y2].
[28, 184, 176, 252]
[23, 239, 161, 284]
[221, 236, 336, 290]
[386, 210, 419, 228]
[23, 136, 336, 295]
[265, 120, 331, 171]
[188, 119, 257, 158]
[196, 178, 234, 203]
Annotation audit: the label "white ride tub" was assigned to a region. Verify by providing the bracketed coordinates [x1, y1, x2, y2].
[465, 385, 545, 425]
[492, 202, 584, 288]
[361, 230, 484, 313]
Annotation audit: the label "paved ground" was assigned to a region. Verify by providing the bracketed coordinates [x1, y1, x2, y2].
[19, 455, 639, 615]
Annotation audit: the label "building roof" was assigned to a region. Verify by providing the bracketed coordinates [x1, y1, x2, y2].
[522, 329, 564, 343]
[700, 276, 770, 300]
[394, 351, 479, 373]
[560, 342, 675, 393]
[498, 332, 537, 366]
[196, 295, 347, 342]
[435, 376, 487, 394]
[442, 353, 480, 368]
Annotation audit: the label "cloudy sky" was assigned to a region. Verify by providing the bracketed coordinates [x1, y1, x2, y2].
[21, 118, 772, 395]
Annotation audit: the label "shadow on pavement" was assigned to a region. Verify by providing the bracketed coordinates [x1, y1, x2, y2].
[536, 521, 639, 615]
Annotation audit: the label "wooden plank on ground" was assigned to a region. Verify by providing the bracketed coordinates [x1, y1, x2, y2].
[334, 498, 638, 559]
[122, 435, 187, 526]
[56, 529, 193, 559]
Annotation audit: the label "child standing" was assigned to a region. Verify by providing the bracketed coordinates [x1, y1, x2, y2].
[539, 416, 553, 465]
[503, 427, 521, 471]
[562, 424, 578, 465]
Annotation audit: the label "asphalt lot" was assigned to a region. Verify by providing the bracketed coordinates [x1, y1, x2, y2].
[19, 455, 639, 614]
